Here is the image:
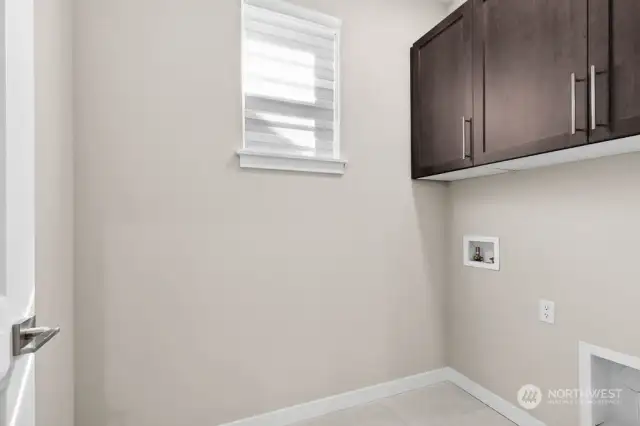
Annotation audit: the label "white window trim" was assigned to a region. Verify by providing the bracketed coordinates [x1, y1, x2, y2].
[239, 0, 346, 175]
[237, 149, 347, 174]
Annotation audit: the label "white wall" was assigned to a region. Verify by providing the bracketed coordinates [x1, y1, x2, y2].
[73, 0, 449, 425]
[447, 152, 640, 426]
[34, 0, 74, 424]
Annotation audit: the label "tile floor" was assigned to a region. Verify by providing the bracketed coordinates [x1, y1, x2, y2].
[297, 382, 516, 426]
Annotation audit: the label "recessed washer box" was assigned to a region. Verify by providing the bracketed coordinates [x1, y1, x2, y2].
[463, 236, 500, 271]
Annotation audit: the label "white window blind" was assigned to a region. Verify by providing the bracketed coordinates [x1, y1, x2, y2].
[241, 0, 343, 170]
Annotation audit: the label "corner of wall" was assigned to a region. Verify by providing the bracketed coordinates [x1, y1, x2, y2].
[34, 0, 74, 424]
[442, 182, 454, 365]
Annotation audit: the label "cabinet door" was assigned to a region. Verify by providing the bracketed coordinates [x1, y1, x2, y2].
[589, 0, 640, 143]
[411, 2, 473, 178]
[472, 0, 588, 165]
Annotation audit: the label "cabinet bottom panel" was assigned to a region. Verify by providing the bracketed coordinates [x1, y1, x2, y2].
[418, 134, 640, 181]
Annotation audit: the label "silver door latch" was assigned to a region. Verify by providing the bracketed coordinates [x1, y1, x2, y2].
[12, 316, 60, 357]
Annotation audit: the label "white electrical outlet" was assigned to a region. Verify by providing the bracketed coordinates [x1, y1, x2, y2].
[539, 299, 555, 324]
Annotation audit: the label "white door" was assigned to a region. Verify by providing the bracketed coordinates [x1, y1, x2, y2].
[0, 0, 59, 425]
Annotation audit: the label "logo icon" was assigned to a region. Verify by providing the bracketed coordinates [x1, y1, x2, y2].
[518, 384, 542, 410]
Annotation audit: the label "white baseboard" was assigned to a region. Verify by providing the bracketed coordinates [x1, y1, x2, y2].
[218, 367, 546, 426]
[444, 368, 546, 426]
[218, 368, 450, 426]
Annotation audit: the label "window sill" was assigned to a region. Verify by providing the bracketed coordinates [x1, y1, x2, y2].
[237, 149, 347, 175]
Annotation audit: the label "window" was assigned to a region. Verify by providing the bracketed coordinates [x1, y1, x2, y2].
[238, 0, 346, 174]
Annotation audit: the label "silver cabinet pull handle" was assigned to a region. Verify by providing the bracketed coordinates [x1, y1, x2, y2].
[571, 72, 576, 135]
[461, 117, 471, 160]
[590, 65, 596, 130]
[12, 316, 61, 356]
[462, 116, 466, 159]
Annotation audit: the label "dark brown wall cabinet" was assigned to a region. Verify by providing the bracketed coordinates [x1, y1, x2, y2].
[411, 3, 473, 178]
[589, 0, 640, 143]
[411, 0, 640, 179]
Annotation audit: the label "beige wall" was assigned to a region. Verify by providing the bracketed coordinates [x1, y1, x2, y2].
[73, 0, 448, 425]
[448, 0, 465, 11]
[34, 0, 74, 425]
[447, 150, 640, 426]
